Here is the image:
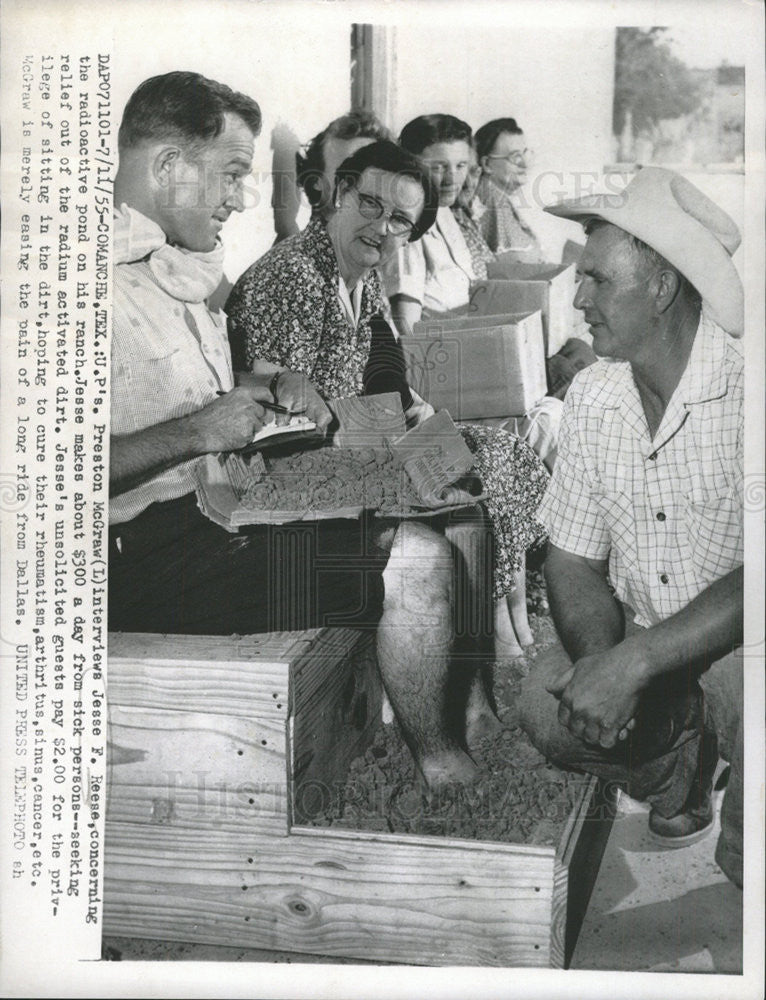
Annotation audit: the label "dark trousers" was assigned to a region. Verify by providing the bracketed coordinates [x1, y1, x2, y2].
[108, 494, 388, 635]
[518, 622, 743, 887]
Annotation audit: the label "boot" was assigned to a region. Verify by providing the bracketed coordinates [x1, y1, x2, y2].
[648, 726, 718, 847]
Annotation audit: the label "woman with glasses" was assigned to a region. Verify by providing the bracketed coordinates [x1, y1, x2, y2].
[226, 140, 437, 416]
[474, 117, 542, 261]
[226, 139, 549, 657]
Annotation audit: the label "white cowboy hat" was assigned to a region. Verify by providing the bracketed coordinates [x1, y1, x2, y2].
[544, 167, 744, 337]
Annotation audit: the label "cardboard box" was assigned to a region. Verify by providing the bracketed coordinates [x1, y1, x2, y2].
[105, 629, 616, 967]
[474, 261, 577, 357]
[405, 310, 546, 420]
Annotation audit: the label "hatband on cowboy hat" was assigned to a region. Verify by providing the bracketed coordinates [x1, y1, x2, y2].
[544, 167, 744, 337]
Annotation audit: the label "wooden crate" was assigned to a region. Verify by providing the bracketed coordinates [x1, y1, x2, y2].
[104, 629, 615, 967]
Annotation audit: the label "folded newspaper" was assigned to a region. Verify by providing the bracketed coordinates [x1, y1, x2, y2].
[195, 394, 485, 530]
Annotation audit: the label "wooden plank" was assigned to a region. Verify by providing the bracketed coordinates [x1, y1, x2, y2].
[106, 786, 288, 838]
[549, 775, 617, 968]
[103, 824, 555, 966]
[108, 630, 324, 664]
[107, 630, 323, 718]
[290, 631, 382, 824]
[107, 706, 289, 835]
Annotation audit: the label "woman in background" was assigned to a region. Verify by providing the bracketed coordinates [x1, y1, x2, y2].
[474, 116, 542, 261]
[474, 116, 597, 402]
[451, 145, 495, 281]
[382, 114, 478, 334]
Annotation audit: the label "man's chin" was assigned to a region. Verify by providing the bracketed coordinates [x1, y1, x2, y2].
[189, 235, 221, 254]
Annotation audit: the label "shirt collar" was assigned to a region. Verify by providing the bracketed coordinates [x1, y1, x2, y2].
[674, 310, 729, 405]
[581, 311, 730, 411]
[337, 276, 363, 328]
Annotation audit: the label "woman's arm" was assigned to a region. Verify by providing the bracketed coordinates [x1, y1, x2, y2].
[226, 254, 325, 372]
[380, 238, 427, 338]
[389, 294, 423, 338]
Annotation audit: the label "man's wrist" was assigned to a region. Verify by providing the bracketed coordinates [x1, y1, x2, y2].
[619, 633, 656, 688]
[177, 409, 210, 457]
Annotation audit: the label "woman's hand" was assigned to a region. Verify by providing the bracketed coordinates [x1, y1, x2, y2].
[272, 370, 333, 435]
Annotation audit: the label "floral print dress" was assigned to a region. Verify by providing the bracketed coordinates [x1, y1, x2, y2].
[226, 217, 547, 598]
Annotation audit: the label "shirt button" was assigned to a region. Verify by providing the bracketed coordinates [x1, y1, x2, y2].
[660, 573, 669, 584]
[656, 511, 666, 521]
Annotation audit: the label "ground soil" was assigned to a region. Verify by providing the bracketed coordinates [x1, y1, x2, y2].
[306, 547, 590, 848]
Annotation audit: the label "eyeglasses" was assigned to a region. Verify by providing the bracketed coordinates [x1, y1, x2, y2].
[486, 149, 533, 166]
[351, 189, 416, 237]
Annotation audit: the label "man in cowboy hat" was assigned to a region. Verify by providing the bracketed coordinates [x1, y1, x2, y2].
[517, 167, 744, 887]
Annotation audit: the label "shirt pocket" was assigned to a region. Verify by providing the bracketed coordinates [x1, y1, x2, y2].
[121, 349, 196, 431]
[685, 487, 742, 582]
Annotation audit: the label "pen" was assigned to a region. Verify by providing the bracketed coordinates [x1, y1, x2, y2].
[216, 390, 307, 416]
[260, 400, 308, 416]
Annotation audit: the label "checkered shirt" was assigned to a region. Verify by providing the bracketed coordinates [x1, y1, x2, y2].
[538, 312, 743, 627]
[110, 262, 234, 525]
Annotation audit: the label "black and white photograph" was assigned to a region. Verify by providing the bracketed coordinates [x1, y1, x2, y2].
[0, 1, 763, 997]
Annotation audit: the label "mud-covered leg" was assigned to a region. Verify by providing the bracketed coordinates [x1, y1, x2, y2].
[376, 520, 478, 789]
[444, 507, 504, 746]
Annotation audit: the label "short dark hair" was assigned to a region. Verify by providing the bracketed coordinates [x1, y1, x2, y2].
[475, 117, 523, 161]
[398, 114, 472, 156]
[584, 218, 702, 309]
[296, 110, 392, 206]
[332, 140, 439, 241]
[118, 71, 262, 152]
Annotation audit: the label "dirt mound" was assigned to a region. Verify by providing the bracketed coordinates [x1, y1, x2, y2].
[304, 556, 587, 848]
[303, 720, 584, 846]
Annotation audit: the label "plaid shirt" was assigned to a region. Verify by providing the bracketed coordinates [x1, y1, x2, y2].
[110, 262, 234, 525]
[539, 312, 743, 627]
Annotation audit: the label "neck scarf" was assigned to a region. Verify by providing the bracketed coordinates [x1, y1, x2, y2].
[114, 203, 224, 303]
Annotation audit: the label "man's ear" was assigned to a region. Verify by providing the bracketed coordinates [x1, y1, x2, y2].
[654, 267, 682, 315]
[153, 146, 182, 188]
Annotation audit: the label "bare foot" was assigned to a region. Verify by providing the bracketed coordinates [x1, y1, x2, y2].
[418, 747, 478, 790]
[381, 690, 395, 725]
[465, 665, 505, 745]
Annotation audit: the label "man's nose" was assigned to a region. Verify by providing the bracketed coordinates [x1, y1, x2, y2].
[368, 211, 388, 235]
[573, 280, 589, 311]
[225, 179, 246, 213]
